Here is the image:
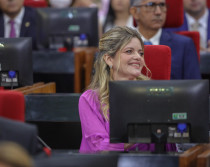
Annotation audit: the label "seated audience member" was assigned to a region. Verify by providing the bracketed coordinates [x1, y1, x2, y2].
[103, 0, 134, 33]
[0, 117, 40, 155]
[166, 0, 210, 53]
[78, 26, 176, 153]
[130, 0, 201, 79]
[0, 0, 37, 50]
[92, 0, 110, 25]
[0, 141, 34, 167]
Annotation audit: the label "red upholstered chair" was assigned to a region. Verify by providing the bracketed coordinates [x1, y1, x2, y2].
[24, 0, 48, 7]
[142, 45, 171, 80]
[163, 0, 200, 61]
[176, 31, 200, 61]
[164, 0, 184, 28]
[0, 90, 25, 122]
[207, 0, 210, 8]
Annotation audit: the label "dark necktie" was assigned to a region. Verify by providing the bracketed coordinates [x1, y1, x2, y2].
[9, 20, 16, 38]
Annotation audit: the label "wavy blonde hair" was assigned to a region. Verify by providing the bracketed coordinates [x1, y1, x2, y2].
[89, 26, 150, 121]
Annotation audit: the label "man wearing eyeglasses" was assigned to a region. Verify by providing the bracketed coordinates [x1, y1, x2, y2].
[130, 0, 201, 79]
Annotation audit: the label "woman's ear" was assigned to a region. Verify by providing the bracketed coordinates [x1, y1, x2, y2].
[103, 54, 113, 68]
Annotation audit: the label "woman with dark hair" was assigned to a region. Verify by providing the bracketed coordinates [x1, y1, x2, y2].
[103, 0, 134, 33]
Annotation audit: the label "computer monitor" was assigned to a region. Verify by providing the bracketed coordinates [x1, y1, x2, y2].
[36, 7, 99, 50]
[0, 37, 33, 88]
[109, 80, 209, 152]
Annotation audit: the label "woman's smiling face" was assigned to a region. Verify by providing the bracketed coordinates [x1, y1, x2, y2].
[111, 37, 145, 80]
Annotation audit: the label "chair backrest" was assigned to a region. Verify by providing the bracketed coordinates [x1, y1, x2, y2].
[0, 117, 39, 155]
[176, 31, 200, 61]
[24, 0, 48, 7]
[207, 0, 210, 8]
[0, 90, 25, 122]
[142, 45, 171, 80]
[164, 0, 184, 27]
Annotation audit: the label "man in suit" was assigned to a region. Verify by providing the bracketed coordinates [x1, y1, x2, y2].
[0, 117, 39, 155]
[130, 0, 201, 79]
[167, 0, 210, 52]
[0, 0, 37, 50]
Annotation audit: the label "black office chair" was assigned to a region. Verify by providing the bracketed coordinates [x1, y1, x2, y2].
[0, 117, 39, 155]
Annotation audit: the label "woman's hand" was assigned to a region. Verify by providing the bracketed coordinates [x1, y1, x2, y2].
[124, 143, 135, 150]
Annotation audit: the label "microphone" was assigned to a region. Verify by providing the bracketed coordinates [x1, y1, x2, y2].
[37, 136, 52, 156]
[8, 70, 16, 89]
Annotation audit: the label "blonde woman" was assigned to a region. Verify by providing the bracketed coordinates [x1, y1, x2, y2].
[79, 26, 176, 153]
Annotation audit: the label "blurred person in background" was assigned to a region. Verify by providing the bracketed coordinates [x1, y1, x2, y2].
[166, 0, 210, 53]
[0, 141, 34, 167]
[91, 0, 110, 25]
[103, 0, 134, 33]
[0, 0, 37, 50]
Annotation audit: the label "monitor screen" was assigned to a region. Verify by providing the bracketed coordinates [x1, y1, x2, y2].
[0, 37, 33, 88]
[36, 7, 99, 50]
[109, 80, 209, 145]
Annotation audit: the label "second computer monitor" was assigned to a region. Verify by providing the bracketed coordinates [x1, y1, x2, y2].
[36, 7, 99, 50]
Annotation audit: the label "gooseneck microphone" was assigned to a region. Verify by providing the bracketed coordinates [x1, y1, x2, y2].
[37, 136, 52, 156]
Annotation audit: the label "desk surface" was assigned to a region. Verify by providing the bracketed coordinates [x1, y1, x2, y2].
[34, 151, 180, 167]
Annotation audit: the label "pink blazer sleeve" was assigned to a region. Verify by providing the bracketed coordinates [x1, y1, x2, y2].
[79, 90, 124, 153]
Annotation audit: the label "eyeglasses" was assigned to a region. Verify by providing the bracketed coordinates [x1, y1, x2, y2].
[135, 2, 167, 12]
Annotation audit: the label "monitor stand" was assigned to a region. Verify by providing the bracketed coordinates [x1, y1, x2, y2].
[151, 129, 167, 153]
[128, 124, 173, 154]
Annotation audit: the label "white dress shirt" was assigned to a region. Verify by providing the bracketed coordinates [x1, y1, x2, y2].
[138, 28, 162, 45]
[3, 7, 25, 38]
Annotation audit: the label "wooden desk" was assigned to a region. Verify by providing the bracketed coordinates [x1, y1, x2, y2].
[14, 82, 56, 95]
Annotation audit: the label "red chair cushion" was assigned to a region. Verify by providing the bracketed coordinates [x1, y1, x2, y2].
[24, 0, 48, 7]
[142, 45, 171, 80]
[164, 0, 184, 27]
[207, 0, 210, 8]
[0, 90, 25, 122]
[176, 31, 200, 61]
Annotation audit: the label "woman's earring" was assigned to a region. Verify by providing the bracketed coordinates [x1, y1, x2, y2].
[109, 65, 112, 69]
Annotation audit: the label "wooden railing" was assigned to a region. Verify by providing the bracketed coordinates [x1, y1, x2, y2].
[180, 144, 210, 167]
[13, 82, 56, 95]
